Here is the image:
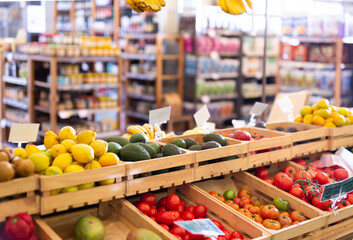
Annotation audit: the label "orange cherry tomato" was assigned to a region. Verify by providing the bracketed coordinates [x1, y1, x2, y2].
[238, 189, 251, 199]
[238, 208, 252, 217]
[250, 196, 265, 207]
[249, 214, 263, 223]
[277, 215, 292, 226]
[262, 219, 281, 230]
[209, 191, 218, 197]
[260, 205, 280, 219]
[290, 211, 307, 222]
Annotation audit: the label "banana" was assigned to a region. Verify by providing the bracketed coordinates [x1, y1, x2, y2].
[245, 0, 252, 9]
[234, 0, 247, 14]
[218, 0, 229, 13]
[160, 131, 166, 139]
[153, 125, 161, 133]
[143, 123, 154, 140]
[157, 0, 166, 7]
[122, 133, 132, 140]
[135, 125, 148, 135]
[127, 125, 145, 135]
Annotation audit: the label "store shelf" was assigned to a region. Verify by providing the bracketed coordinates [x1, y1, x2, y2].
[126, 33, 156, 40]
[3, 98, 28, 110]
[162, 74, 179, 80]
[161, 54, 179, 60]
[244, 53, 278, 58]
[198, 72, 239, 79]
[34, 81, 119, 91]
[279, 61, 335, 69]
[280, 86, 332, 97]
[35, 105, 120, 118]
[120, 53, 156, 60]
[3, 75, 27, 86]
[281, 36, 339, 44]
[4, 52, 28, 61]
[199, 94, 238, 102]
[30, 55, 118, 63]
[96, 130, 120, 139]
[126, 93, 155, 102]
[125, 72, 156, 81]
[126, 110, 149, 121]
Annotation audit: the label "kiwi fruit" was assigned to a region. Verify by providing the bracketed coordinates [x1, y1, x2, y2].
[16, 159, 35, 177]
[0, 161, 15, 181]
[0, 152, 9, 162]
[2, 148, 14, 161]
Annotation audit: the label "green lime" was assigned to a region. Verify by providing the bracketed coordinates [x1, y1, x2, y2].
[223, 189, 236, 200]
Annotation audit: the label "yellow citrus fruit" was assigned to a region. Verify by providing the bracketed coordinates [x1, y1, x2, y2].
[312, 104, 319, 111]
[347, 115, 353, 124]
[345, 117, 351, 125]
[78, 182, 95, 190]
[98, 179, 115, 185]
[333, 114, 346, 127]
[45, 166, 63, 176]
[52, 153, 73, 171]
[317, 98, 329, 109]
[64, 164, 85, 173]
[25, 144, 41, 157]
[330, 112, 340, 118]
[50, 189, 62, 195]
[76, 130, 96, 145]
[90, 140, 108, 157]
[29, 153, 50, 173]
[71, 144, 94, 164]
[72, 161, 84, 167]
[337, 107, 349, 117]
[324, 122, 336, 128]
[325, 118, 334, 124]
[98, 152, 119, 167]
[318, 109, 331, 119]
[14, 148, 27, 158]
[303, 114, 313, 124]
[61, 139, 75, 153]
[51, 144, 67, 158]
[58, 126, 76, 141]
[294, 115, 303, 122]
[313, 110, 320, 116]
[329, 105, 338, 112]
[44, 131, 60, 149]
[313, 115, 325, 126]
[300, 106, 312, 117]
[84, 160, 102, 170]
[62, 186, 78, 193]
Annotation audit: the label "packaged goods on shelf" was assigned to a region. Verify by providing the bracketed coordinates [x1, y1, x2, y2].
[184, 101, 234, 118]
[309, 44, 335, 63]
[243, 36, 279, 56]
[5, 109, 29, 123]
[47, 73, 118, 85]
[4, 87, 27, 102]
[185, 55, 239, 75]
[127, 82, 154, 95]
[242, 83, 276, 99]
[242, 57, 262, 77]
[192, 35, 241, 54]
[4, 61, 28, 79]
[196, 80, 236, 98]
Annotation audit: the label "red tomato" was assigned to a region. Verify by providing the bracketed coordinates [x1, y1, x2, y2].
[289, 187, 304, 199]
[233, 198, 241, 205]
[180, 199, 186, 209]
[132, 201, 140, 207]
[283, 166, 296, 178]
[314, 172, 329, 185]
[222, 229, 231, 239]
[260, 205, 280, 219]
[323, 167, 334, 179]
[150, 206, 157, 216]
[167, 194, 181, 210]
[300, 197, 310, 203]
[158, 206, 166, 212]
[185, 206, 195, 213]
[255, 167, 269, 180]
[264, 179, 274, 185]
[170, 226, 186, 238]
[336, 199, 351, 209]
[294, 171, 313, 185]
[140, 193, 156, 206]
[311, 195, 331, 210]
[230, 231, 244, 239]
[193, 205, 207, 218]
[177, 204, 184, 214]
[160, 224, 170, 232]
[181, 211, 195, 220]
[293, 158, 307, 166]
[217, 237, 227, 240]
[156, 211, 180, 225]
[158, 197, 167, 207]
[137, 202, 151, 216]
[239, 198, 250, 208]
[303, 185, 319, 201]
[346, 193, 353, 204]
[212, 220, 223, 229]
[334, 169, 348, 181]
[150, 216, 156, 221]
[274, 172, 293, 191]
[185, 233, 203, 240]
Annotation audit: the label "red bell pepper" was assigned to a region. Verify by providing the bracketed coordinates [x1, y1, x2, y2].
[3, 212, 34, 240]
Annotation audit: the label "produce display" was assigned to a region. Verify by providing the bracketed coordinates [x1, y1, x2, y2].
[170, 133, 227, 151]
[125, 0, 166, 13]
[74, 216, 105, 240]
[218, 0, 253, 15]
[123, 124, 166, 140]
[2, 212, 37, 240]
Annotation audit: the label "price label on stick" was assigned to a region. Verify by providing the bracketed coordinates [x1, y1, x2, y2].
[249, 102, 268, 116]
[9, 123, 40, 147]
[149, 106, 171, 125]
[174, 219, 224, 237]
[194, 105, 210, 127]
[321, 176, 353, 202]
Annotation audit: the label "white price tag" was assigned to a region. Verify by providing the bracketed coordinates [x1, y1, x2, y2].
[232, 119, 246, 128]
[277, 96, 293, 114]
[206, 122, 216, 131]
[149, 106, 171, 125]
[9, 123, 39, 143]
[194, 105, 210, 127]
[175, 219, 224, 237]
[250, 102, 268, 116]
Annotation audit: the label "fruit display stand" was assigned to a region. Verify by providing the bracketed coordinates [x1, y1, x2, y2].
[0, 175, 39, 221]
[214, 127, 292, 167]
[34, 199, 176, 240]
[328, 124, 353, 151]
[266, 122, 330, 158]
[159, 134, 249, 181]
[38, 164, 126, 215]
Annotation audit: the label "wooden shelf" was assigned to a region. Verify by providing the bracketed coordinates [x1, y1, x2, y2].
[3, 75, 27, 86]
[120, 53, 156, 60]
[35, 81, 119, 91]
[279, 86, 332, 97]
[125, 110, 149, 121]
[126, 93, 155, 102]
[125, 72, 156, 81]
[3, 98, 28, 110]
[162, 74, 180, 80]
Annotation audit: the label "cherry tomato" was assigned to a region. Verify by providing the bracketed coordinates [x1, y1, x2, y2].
[209, 191, 218, 197]
[346, 193, 353, 204]
[137, 202, 151, 216]
[337, 199, 351, 209]
[158, 197, 167, 207]
[277, 215, 292, 226]
[185, 206, 194, 213]
[222, 229, 231, 239]
[255, 167, 269, 180]
[237, 189, 251, 199]
[283, 166, 296, 178]
[250, 196, 265, 207]
[293, 158, 307, 166]
[274, 172, 293, 191]
[156, 211, 180, 225]
[264, 179, 274, 185]
[160, 224, 169, 232]
[180, 199, 185, 208]
[185, 233, 203, 240]
[249, 214, 263, 223]
[140, 193, 156, 206]
[334, 169, 348, 181]
[278, 212, 289, 218]
[262, 219, 281, 230]
[260, 205, 280, 219]
[290, 211, 307, 222]
[289, 187, 304, 199]
[158, 206, 166, 212]
[304, 185, 320, 201]
[150, 206, 157, 216]
[181, 211, 195, 220]
[167, 194, 181, 210]
[193, 205, 207, 218]
[238, 208, 251, 217]
[212, 220, 223, 229]
[170, 226, 186, 238]
[314, 172, 329, 185]
[177, 203, 184, 214]
[230, 231, 244, 239]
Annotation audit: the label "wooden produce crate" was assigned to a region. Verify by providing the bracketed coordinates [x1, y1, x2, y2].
[191, 170, 328, 240]
[34, 199, 176, 240]
[159, 134, 249, 181]
[328, 125, 353, 151]
[39, 164, 126, 215]
[127, 186, 270, 240]
[124, 142, 194, 196]
[266, 122, 330, 158]
[214, 127, 292, 168]
[0, 175, 39, 221]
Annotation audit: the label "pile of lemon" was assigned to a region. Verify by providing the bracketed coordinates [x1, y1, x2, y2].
[14, 127, 119, 195]
[295, 99, 353, 127]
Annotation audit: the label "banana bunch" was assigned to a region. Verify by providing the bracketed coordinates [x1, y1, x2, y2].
[124, 123, 166, 140]
[125, 0, 166, 13]
[218, 0, 252, 15]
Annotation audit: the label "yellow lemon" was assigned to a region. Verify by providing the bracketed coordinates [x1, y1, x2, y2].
[58, 126, 76, 141]
[45, 166, 63, 176]
[64, 164, 85, 173]
[29, 153, 50, 173]
[325, 118, 334, 124]
[312, 104, 319, 111]
[318, 109, 331, 119]
[44, 131, 60, 149]
[313, 110, 320, 116]
[313, 115, 325, 126]
[337, 107, 349, 117]
[317, 98, 329, 109]
[330, 112, 340, 118]
[98, 179, 115, 185]
[329, 105, 338, 112]
[62, 186, 78, 193]
[303, 114, 313, 124]
[14, 148, 27, 158]
[71, 144, 94, 164]
[294, 115, 303, 122]
[25, 144, 41, 157]
[90, 140, 108, 157]
[76, 130, 96, 145]
[52, 153, 73, 171]
[347, 115, 353, 124]
[84, 160, 102, 170]
[72, 161, 84, 167]
[300, 105, 312, 117]
[61, 139, 75, 153]
[78, 182, 95, 190]
[324, 122, 336, 128]
[333, 114, 346, 127]
[50, 189, 62, 195]
[345, 117, 351, 125]
[51, 144, 67, 158]
[98, 152, 119, 167]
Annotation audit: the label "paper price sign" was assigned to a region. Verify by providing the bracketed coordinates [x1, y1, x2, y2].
[194, 105, 210, 127]
[250, 102, 268, 116]
[277, 96, 293, 114]
[174, 219, 224, 237]
[9, 123, 40, 144]
[321, 176, 353, 202]
[149, 106, 171, 125]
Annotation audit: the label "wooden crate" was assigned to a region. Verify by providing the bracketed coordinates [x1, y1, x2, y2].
[266, 122, 330, 158]
[159, 134, 249, 181]
[34, 199, 176, 240]
[124, 142, 194, 196]
[0, 175, 39, 221]
[214, 127, 292, 168]
[191, 170, 328, 240]
[328, 125, 353, 151]
[127, 186, 270, 240]
[39, 163, 126, 215]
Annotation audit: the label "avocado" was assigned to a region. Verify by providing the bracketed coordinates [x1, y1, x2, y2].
[287, 126, 298, 132]
[129, 133, 148, 144]
[188, 145, 202, 151]
[148, 143, 161, 154]
[201, 141, 222, 150]
[171, 138, 187, 149]
[137, 143, 157, 158]
[119, 143, 151, 161]
[105, 136, 130, 147]
[185, 138, 197, 148]
[107, 142, 122, 155]
[203, 133, 226, 146]
[162, 144, 182, 156]
[255, 121, 266, 128]
[275, 127, 285, 132]
[156, 153, 164, 158]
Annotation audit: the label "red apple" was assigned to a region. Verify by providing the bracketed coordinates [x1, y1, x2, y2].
[232, 130, 252, 141]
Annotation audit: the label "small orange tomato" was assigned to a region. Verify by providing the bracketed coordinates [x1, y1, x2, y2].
[224, 200, 234, 206]
[231, 203, 240, 211]
[290, 211, 307, 222]
[292, 220, 301, 225]
[278, 212, 289, 218]
[250, 196, 265, 207]
[260, 205, 280, 219]
[281, 225, 290, 229]
[249, 214, 263, 223]
[262, 219, 281, 230]
[248, 205, 260, 214]
[217, 196, 226, 202]
[238, 208, 252, 217]
[209, 191, 218, 197]
[243, 203, 252, 210]
[240, 198, 250, 208]
[238, 189, 251, 199]
[277, 215, 292, 226]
